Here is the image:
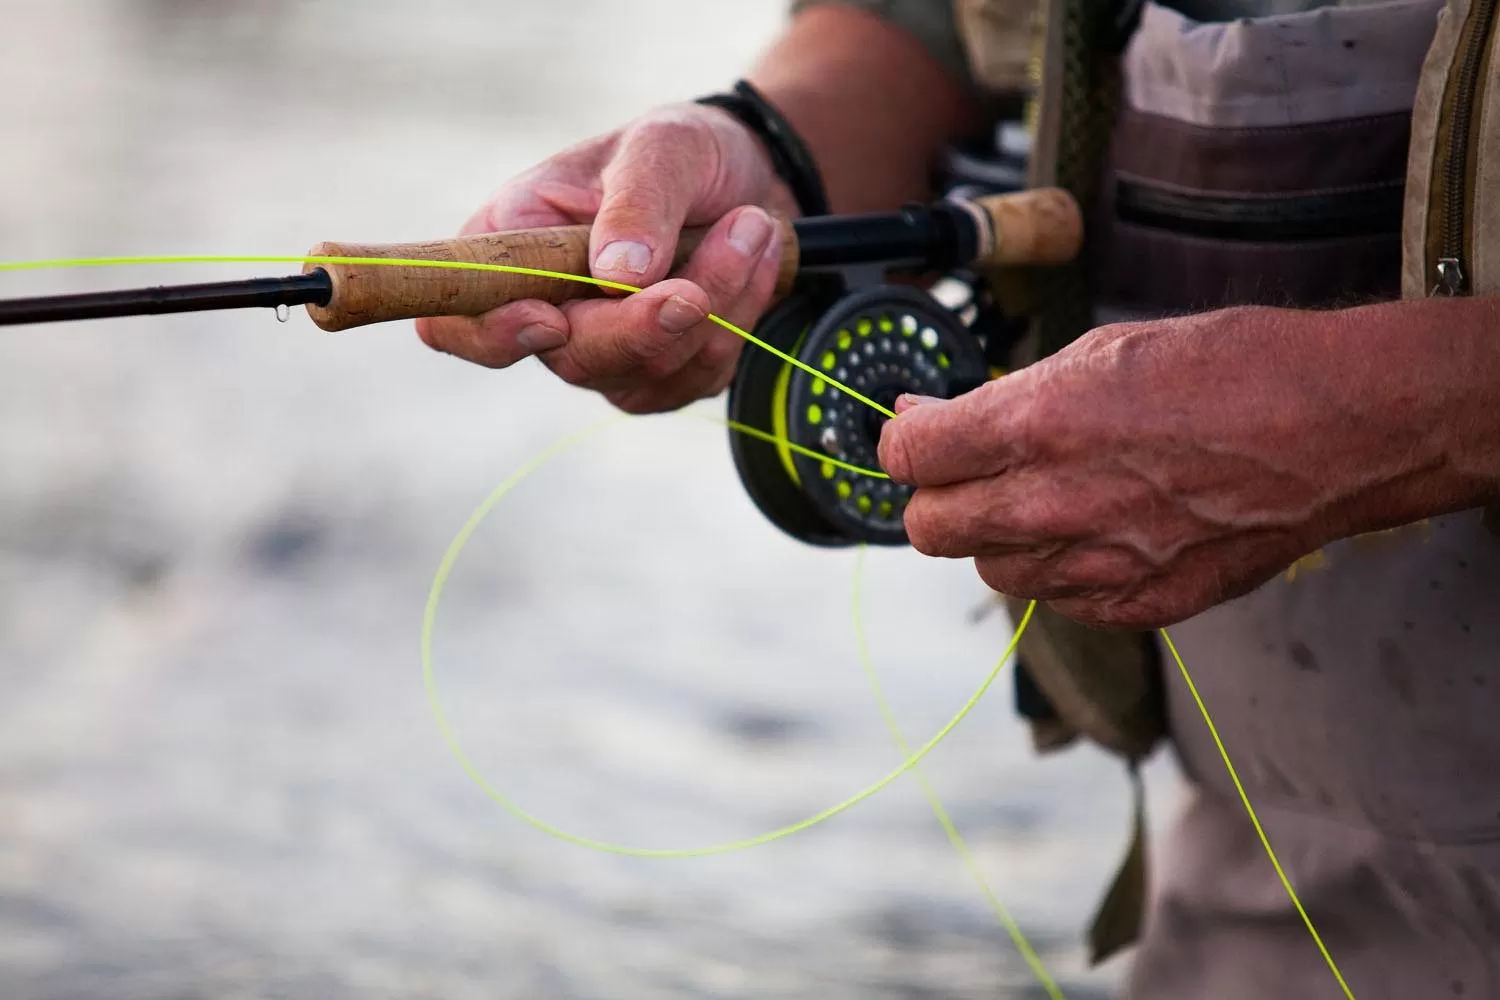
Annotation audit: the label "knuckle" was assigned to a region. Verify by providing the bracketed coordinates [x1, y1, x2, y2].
[1093, 591, 1168, 630]
[877, 423, 917, 484]
[607, 390, 658, 415]
[462, 347, 513, 371]
[633, 109, 713, 155]
[698, 257, 758, 304]
[695, 334, 742, 377]
[1049, 597, 1109, 628]
[636, 351, 684, 382]
[902, 498, 946, 556]
[559, 314, 665, 381]
[613, 124, 703, 190]
[633, 116, 693, 147]
[546, 354, 593, 388]
[973, 558, 1014, 595]
[614, 324, 673, 370]
[1108, 608, 1158, 630]
[414, 319, 447, 354]
[705, 366, 737, 398]
[994, 492, 1056, 543]
[1064, 547, 1142, 592]
[1007, 380, 1056, 463]
[975, 555, 1057, 600]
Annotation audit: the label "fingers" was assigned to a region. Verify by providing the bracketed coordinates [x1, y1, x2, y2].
[677, 207, 783, 322]
[415, 202, 779, 384]
[603, 330, 744, 414]
[973, 547, 1143, 602]
[877, 384, 1022, 488]
[985, 532, 1293, 630]
[540, 206, 782, 393]
[1048, 582, 1195, 631]
[415, 299, 571, 370]
[590, 112, 718, 288]
[543, 280, 710, 387]
[413, 161, 599, 368]
[901, 465, 1110, 559]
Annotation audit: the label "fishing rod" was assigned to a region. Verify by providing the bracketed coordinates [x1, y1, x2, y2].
[0, 187, 1083, 548]
[0, 189, 1078, 329]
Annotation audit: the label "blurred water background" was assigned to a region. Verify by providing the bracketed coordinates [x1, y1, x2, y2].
[0, 2, 1182, 997]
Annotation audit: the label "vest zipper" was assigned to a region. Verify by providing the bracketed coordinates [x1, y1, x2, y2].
[1432, 0, 1500, 295]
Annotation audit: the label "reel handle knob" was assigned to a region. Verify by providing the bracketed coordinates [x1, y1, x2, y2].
[967, 187, 1084, 268]
[303, 219, 801, 332]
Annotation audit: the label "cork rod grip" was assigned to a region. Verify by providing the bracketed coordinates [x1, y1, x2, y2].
[970, 188, 1084, 268]
[304, 222, 800, 332]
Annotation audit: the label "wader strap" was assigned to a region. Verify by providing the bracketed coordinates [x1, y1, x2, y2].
[1087, 763, 1149, 965]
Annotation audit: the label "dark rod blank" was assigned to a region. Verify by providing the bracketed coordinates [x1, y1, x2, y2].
[0, 270, 334, 327]
[792, 203, 978, 274]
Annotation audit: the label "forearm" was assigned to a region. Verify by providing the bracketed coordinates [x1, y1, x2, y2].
[746, 3, 984, 213]
[1300, 295, 1500, 538]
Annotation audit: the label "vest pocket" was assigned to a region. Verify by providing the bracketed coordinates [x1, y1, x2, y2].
[1097, 166, 1407, 311]
[1093, 115, 1411, 310]
[1113, 178, 1405, 243]
[1094, 0, 1441, 313]
[1094, 216, 1404, 312]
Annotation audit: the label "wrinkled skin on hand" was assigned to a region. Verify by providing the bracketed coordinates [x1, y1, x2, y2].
[877, 306, 1433, 629]
[416, 103, 798, 414]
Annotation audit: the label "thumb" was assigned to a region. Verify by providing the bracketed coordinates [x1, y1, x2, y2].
[590, 116, 717, 288]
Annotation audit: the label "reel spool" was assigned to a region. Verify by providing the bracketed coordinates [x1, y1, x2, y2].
[727, 280, 992, 547]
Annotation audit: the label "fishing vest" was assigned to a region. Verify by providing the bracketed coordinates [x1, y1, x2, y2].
[948, 0, 1500, 966]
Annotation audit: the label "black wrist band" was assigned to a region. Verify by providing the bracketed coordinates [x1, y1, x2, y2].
[696, 80, 830, 218]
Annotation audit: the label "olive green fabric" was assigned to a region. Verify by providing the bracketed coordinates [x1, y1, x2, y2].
[1003, 594, 1163, 964]
[1003, 598, 1165, 760]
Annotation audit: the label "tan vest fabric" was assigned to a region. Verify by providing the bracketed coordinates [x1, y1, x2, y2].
[1084, 1, 1500, 996]
[1139, 511, 1500, 998]
[1131, 1, 1500, 995]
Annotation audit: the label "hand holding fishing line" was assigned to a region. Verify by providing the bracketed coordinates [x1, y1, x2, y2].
[879, 311, 1331, 630]
[878, 299, 1500, 635]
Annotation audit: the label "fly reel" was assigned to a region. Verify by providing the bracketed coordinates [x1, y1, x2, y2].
[724, 119, 1052, 546]
[727, 277, 1003, 547]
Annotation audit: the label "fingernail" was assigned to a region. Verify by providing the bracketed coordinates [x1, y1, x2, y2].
[516, 324, 567, 352]
[898, 394, 942, 409]
[594, 240, 652, 275]
[658, 294, 706, 335]
[727, 207, 773, 257]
